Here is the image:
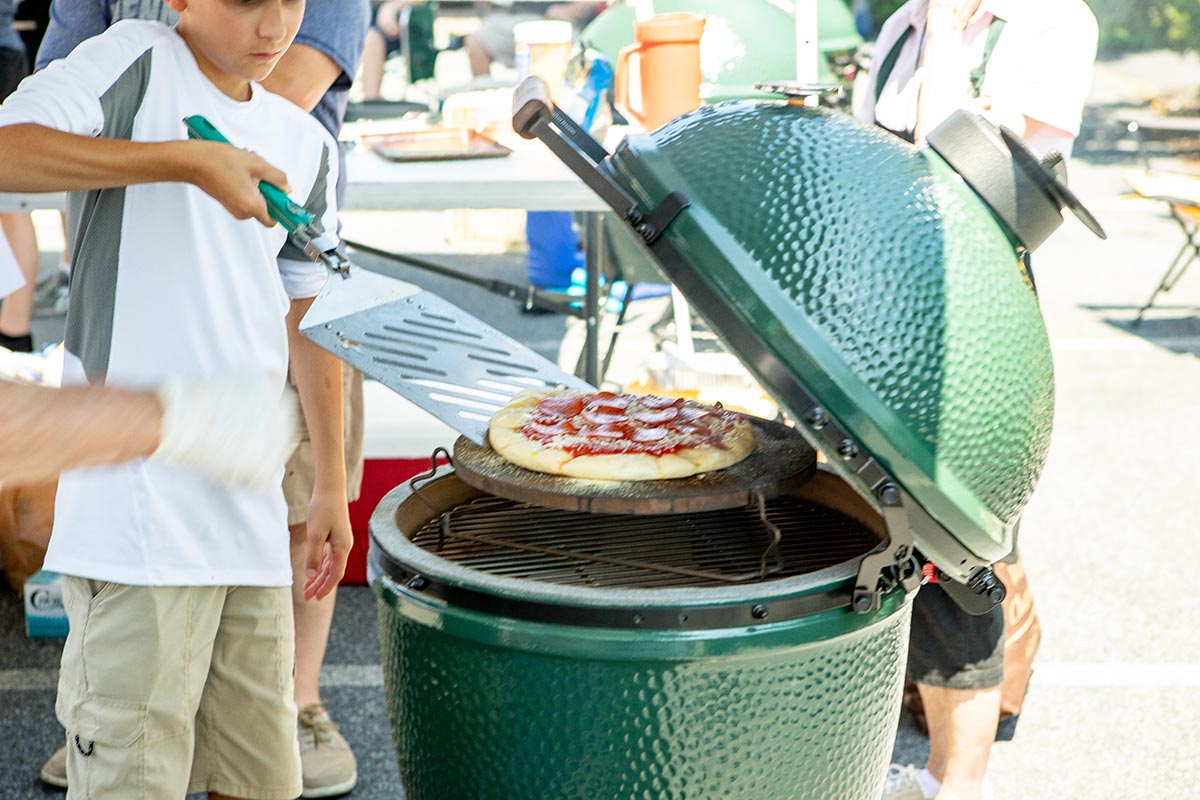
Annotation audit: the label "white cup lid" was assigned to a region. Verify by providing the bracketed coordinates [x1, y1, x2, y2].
[513, 20, 574, 46]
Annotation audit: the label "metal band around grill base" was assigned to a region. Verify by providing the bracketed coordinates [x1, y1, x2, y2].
[369, 548, 854, 630]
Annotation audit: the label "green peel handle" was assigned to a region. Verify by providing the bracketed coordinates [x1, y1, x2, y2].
[182, 115, 314, 234]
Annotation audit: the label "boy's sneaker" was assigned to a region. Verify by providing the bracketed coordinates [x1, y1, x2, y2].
[38, 745, 68, 789]
[297, 704, 357, 798]
[31, 271, 70, 318]
[882, 764, 933, 800]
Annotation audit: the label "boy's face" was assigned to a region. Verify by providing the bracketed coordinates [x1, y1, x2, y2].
[166, 0, 305, 98]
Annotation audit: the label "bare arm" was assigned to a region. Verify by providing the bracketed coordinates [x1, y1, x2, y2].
[286, 296, 351, 601]
[0, 381, 161, 485]
[261, 43, 344, 114]
[0, 124, 291, 227]
[546, 2, 603, 22]
[914, 0, 981, 143]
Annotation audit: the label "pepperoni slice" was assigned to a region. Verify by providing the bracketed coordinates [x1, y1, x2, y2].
[586, 392, 630, 410]
[677, 405, 714, 422]
[523, 419, 576, 439]
[537, 395, 585, 418]
[631, 426, 669, 442]
[632, 406, 680, 426]
[639, 395, 683, 410]
[583, 407, 628, 425]
[588, 421, 632, 439]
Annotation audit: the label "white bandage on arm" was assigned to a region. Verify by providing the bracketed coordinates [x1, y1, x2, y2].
[150, 375, 299, 490]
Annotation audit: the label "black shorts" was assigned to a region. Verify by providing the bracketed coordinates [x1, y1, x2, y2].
[906, 580, 1005, 690]
[1, 47, 30, 102]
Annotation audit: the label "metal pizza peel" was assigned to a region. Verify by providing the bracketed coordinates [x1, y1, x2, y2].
[184, 115, 592, 445]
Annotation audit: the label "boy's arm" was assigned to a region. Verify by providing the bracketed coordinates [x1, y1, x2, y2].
[286, 297, 352, 601]
[0, 124, 290, 228]
[261, 43, 343, 114]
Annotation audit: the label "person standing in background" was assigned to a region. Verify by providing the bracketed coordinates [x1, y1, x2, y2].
[0, 0, 38, 354]
[856, 2, 1098, 799]
[32, 1, 372, 797]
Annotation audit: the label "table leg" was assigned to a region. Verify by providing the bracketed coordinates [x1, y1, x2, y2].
[581, 212, 606, 386]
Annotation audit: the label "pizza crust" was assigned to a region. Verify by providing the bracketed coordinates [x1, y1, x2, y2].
[487, 389, 755, 481]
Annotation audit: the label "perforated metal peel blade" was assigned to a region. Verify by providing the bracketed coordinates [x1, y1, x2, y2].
[300, 267, 592, 444]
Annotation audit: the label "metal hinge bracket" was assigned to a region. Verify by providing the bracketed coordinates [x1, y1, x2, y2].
[852, 483, 922, 614]
[628, 192, 691, 246]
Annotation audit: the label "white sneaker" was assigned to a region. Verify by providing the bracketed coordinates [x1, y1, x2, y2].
[31, 271, 70, 318]
[882, 764, 933, 800]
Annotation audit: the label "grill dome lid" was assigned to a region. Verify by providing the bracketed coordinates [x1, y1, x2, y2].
[598, 102, 1071, 574]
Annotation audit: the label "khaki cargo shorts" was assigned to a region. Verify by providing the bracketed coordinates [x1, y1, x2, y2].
[283, 365, 365, 527]
[56, 577, 301, 799]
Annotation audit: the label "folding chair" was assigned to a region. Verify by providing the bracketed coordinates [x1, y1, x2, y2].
[1123, 121, 1200, 325]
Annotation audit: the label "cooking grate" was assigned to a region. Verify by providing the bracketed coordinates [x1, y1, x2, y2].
[410, 495, 878, 588]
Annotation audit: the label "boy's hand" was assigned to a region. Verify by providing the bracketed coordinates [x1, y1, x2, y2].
[187, 141, 292, 228]
[302, 488, 352, 601]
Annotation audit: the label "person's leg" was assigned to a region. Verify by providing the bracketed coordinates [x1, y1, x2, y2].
[0, 212, 39, 351]
[887, 582, 1005, 800]
[464, 33, 493, 76]
[57, 580, 221, 798]
[281, 365, 363, 797]
[919, 683, 1001, 800]
[192, 586, 303, 800]
[359, 28, 388, 101]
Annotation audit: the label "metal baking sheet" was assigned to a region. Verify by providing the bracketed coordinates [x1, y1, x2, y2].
[451, 415, 818, 515]
[361, 128, 512, 162]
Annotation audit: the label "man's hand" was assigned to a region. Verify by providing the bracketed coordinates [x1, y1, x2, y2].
[185, 140, 292, 228]
[926, 0, 982, 33]
[302, 488, 352, 601]
[374, 0, 410, 39]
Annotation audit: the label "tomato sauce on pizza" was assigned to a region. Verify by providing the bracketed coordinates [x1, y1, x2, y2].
[488, 389, 755, 481]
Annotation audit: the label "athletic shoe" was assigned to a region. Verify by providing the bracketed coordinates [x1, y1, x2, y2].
[882, 763, 933, 800]
[31, 271, 70, 318]
[297, 704, 358, 798]
[38, 745, 68, 789]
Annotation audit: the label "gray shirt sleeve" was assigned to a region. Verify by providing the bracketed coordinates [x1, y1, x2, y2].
[34, 0, 110, 69]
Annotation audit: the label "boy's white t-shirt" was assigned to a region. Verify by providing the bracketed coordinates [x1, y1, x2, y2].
[0, 21, 339, 587]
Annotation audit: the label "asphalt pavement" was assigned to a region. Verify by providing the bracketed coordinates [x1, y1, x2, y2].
[4, 50, 1200, 800]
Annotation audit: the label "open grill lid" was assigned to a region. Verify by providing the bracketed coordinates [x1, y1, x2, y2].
[516, 80, 1102, 586]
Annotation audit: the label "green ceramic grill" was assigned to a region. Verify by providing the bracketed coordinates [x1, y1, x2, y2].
[367, 81, 1104, 800]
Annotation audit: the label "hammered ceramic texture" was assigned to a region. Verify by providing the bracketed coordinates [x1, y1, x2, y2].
[612, 102, 1054, 543]
[377, 593, 911, 800]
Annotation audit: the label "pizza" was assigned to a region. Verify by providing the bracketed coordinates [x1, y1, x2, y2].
[487, 389, 755, 481]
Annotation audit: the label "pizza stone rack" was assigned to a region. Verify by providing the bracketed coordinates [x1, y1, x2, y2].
[450, 415, 816, 516]
[398, 415, 820, 584]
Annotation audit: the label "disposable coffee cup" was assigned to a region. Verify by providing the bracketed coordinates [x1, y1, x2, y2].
[514, 19, 573, 100]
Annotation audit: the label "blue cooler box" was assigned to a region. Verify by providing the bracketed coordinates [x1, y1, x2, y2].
[24, 569, 68, 639]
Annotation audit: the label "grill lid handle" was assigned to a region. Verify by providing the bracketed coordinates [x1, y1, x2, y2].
[925, 110, 1107, 253]
[513, 77, 643, 219]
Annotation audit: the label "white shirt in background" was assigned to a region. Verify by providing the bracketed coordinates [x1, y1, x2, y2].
[858, 0, 1099, 159]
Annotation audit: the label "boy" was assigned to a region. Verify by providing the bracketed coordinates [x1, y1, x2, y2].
[31, 2, 371, 795]
[0, 0, 352, 796]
